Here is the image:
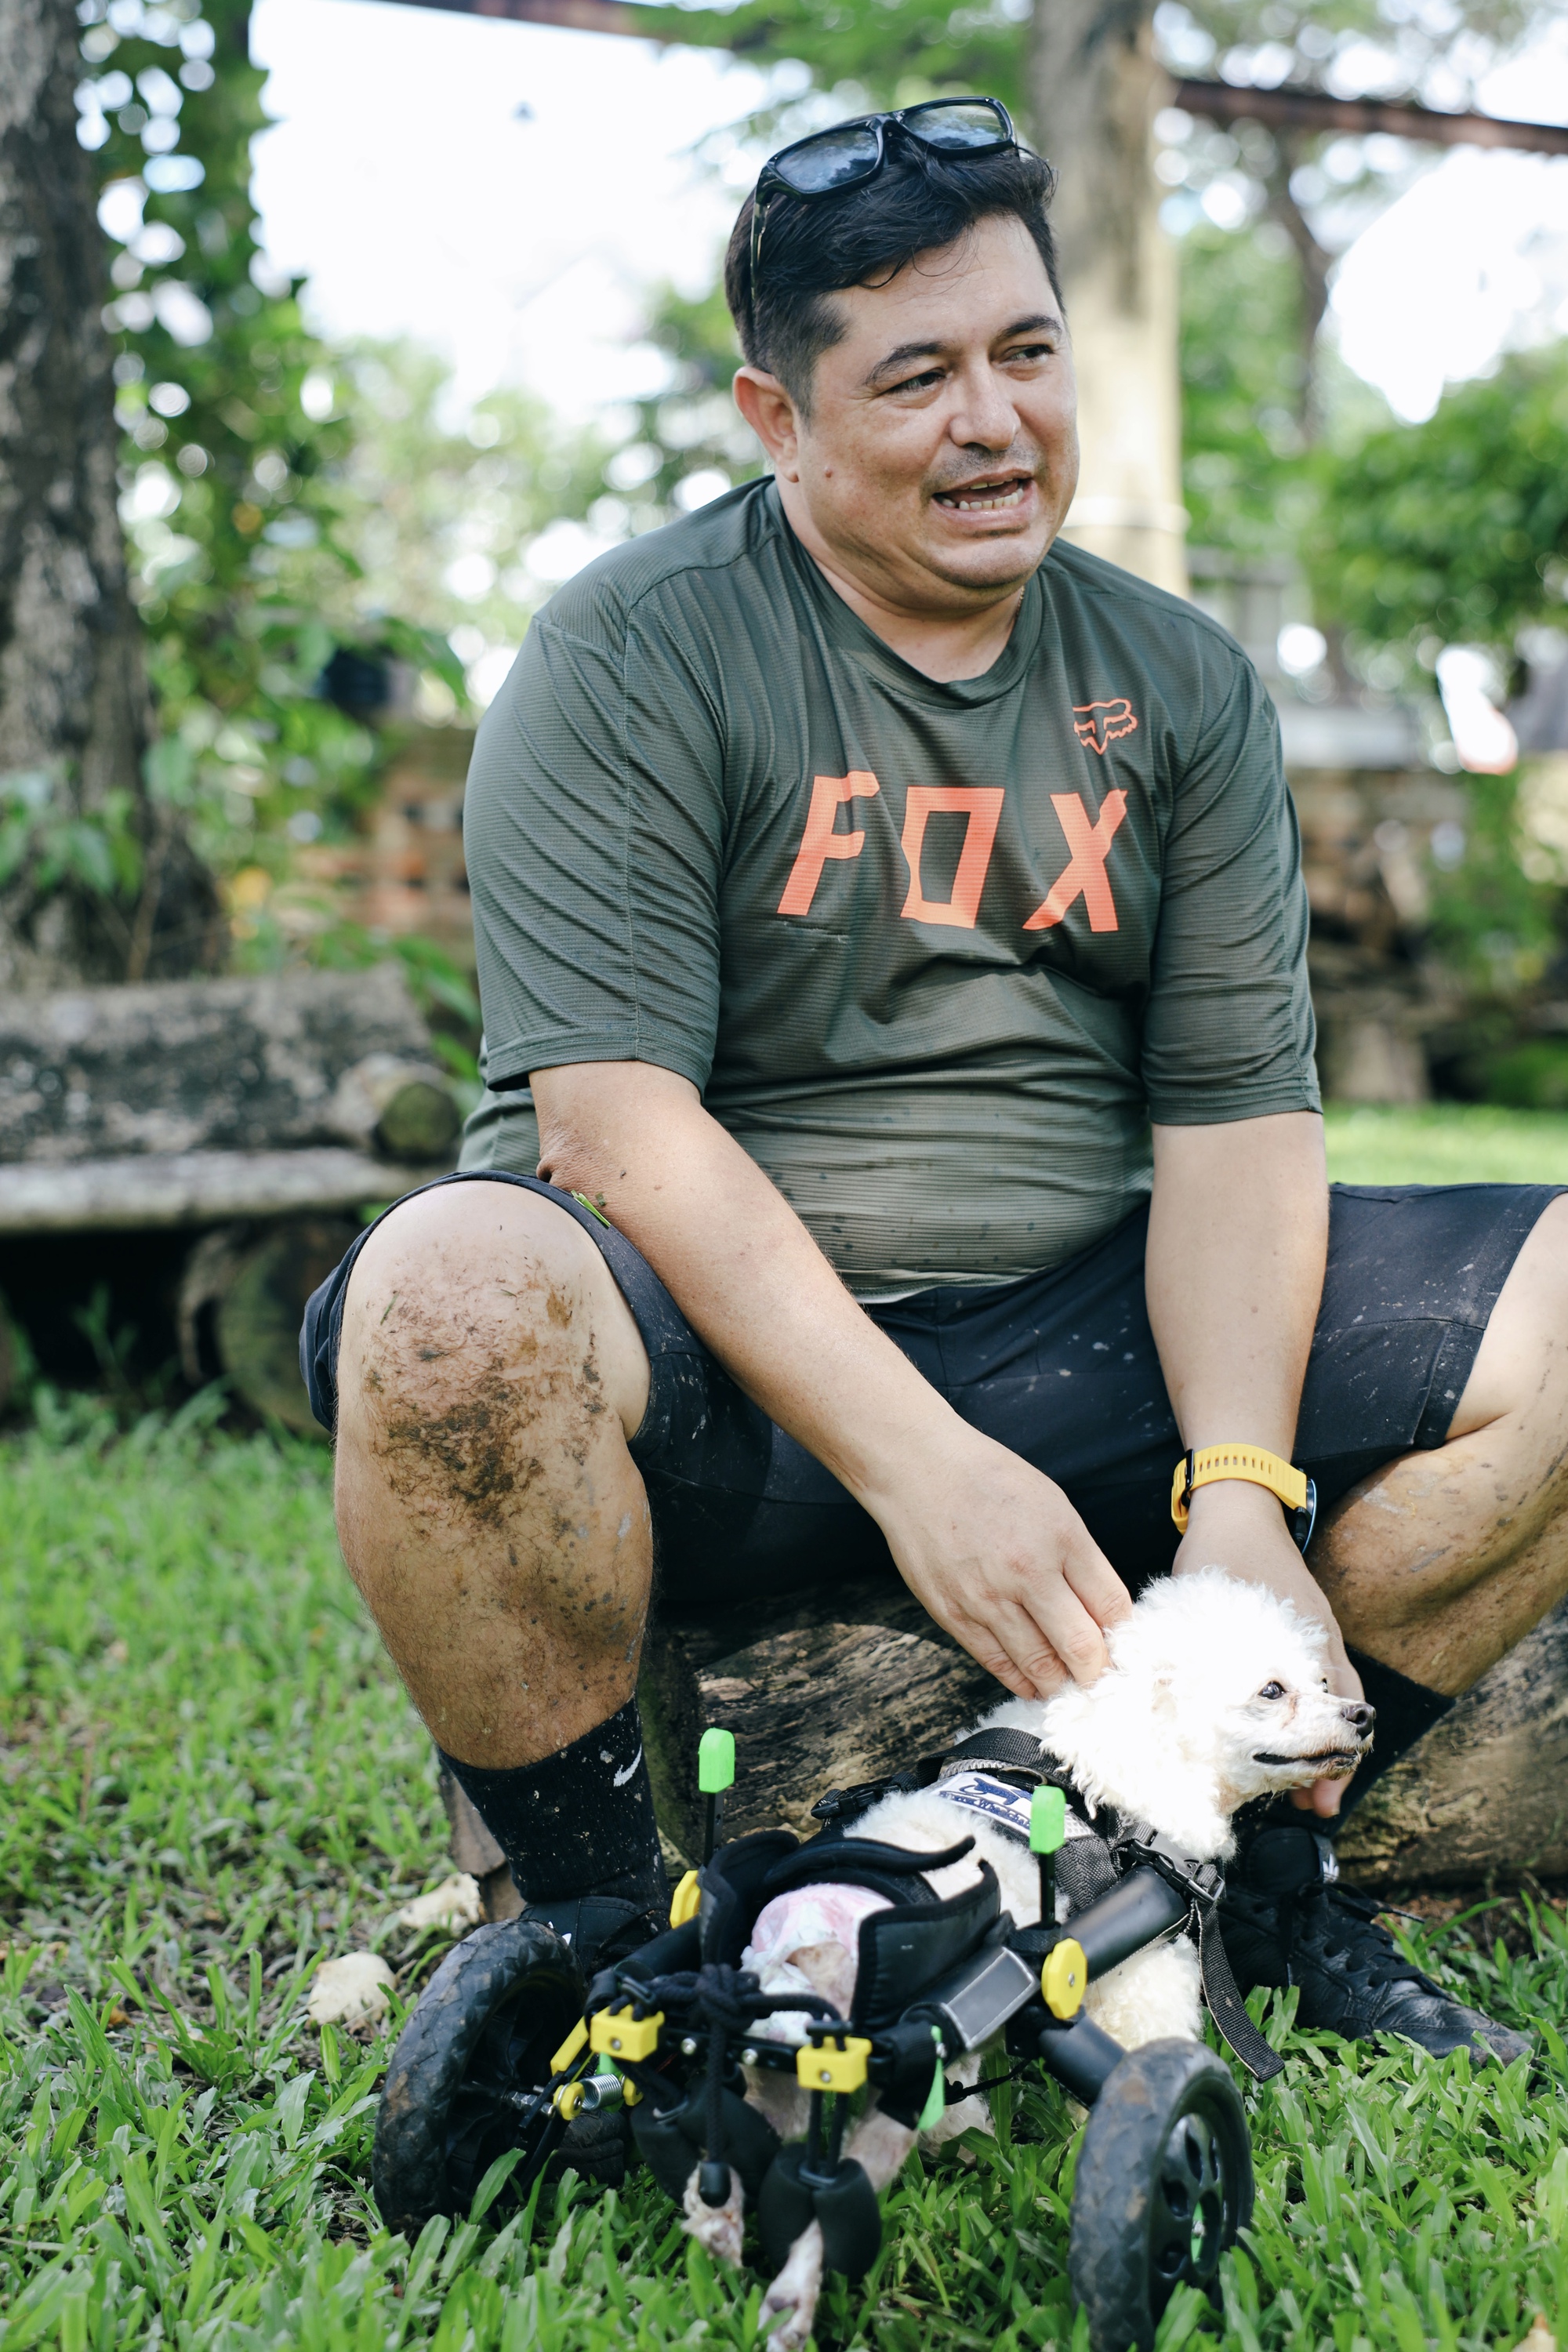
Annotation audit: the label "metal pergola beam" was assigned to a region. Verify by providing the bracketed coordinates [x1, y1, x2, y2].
[1172, 76, 1568, 155]
[368, 0, 1568, 158]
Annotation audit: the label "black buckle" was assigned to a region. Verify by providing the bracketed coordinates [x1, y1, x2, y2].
[1124, 1832, 1225, 1909]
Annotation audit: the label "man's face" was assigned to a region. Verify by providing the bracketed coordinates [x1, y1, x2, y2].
[754, 212, 1078, 618]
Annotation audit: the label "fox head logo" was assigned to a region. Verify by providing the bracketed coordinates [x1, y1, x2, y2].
[1073, 699, 1138, 755]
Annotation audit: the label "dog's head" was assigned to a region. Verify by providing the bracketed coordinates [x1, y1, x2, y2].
[1018, 1566, 1376, 1858]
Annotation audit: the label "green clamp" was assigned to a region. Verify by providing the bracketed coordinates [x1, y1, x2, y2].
[1029, 1785, 1066, 1855]
[698, 1726, 735, 1795]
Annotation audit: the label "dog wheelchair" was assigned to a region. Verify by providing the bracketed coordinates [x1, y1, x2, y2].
[372, 1733, 1264, 2352]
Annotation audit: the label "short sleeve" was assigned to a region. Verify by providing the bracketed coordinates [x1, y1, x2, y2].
[1141, 654, 1319, 1124]
[463, 591, 728, 1093]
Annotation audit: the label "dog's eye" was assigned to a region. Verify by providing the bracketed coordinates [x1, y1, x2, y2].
[1258, 1680, 1286, 1701]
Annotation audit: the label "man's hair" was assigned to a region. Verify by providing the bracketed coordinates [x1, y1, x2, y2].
[724, 134, 1061, 416]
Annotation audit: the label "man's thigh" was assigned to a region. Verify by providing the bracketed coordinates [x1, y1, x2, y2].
[298, 1168, 897, 1604]
[301, 1174, 1565, 1606]
[904, 1183, 1565, 1592]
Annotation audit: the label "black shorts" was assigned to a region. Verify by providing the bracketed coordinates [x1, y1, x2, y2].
[301, 1176, 1559, 1606]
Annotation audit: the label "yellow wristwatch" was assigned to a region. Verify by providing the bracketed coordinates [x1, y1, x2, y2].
[1171, 1444, 1317, 1553]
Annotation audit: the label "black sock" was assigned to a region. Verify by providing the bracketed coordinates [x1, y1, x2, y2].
[1339, 1646, 1455, 1817]
[440, 1697, 666, 1911]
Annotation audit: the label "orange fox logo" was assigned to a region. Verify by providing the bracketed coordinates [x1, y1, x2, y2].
[1073, 699, 1138, 754]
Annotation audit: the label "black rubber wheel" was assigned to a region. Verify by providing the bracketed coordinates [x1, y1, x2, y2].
[1067, 2038, 1254, 2352]
[372, 1918, 585, 2236]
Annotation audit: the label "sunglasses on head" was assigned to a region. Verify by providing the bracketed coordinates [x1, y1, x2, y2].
[747, 96, 1018, 305]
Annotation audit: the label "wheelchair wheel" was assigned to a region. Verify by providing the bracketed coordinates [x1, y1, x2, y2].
[372, 1918, 586, 2237]
[1067, 2038, 1254, 2352]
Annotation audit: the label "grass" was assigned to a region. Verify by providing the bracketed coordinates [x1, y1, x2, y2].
[0, 1396, 1564, 2350]
[1323, 1105, 1568, 1188]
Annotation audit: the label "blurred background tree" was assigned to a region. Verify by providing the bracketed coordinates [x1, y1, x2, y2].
[0, 0, 220, 990]
[64, 0, 626, 955]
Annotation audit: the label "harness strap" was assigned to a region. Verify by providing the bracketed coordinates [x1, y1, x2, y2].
[942, 1729, 1073, 1782]
[1194, 1899, 1285, 2081]
[1120, 1835, 1283, 2082]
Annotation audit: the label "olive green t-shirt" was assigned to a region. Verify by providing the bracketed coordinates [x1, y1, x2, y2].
[460, 479, 1318, 1293]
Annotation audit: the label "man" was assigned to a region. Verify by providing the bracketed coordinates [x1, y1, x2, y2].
[306, 103, 1565, 2069]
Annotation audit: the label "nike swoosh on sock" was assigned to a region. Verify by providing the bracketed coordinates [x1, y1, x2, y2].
[612, 1747, 644, 1789]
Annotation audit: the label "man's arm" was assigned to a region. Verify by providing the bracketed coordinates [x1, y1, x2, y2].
[1146, 1109, 1361, 1812]
[533, 1058, 1134, 1696]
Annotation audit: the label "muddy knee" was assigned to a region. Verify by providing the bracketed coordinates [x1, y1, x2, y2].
[337, 1182, 649, 1472]
[331, 1183, 655, 1757]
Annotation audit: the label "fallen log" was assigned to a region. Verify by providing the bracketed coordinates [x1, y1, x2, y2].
[1336, 1599, 1568, 1889]
[0, 964, 457, 1170]
[442, 1584, 1567, 1907]
[0, 1146, 447, 1234]
[637, 1579, 997, 1864]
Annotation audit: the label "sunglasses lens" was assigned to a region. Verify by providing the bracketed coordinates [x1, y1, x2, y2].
[906, 99, 1011, 151]
[772, 122, 881, 194]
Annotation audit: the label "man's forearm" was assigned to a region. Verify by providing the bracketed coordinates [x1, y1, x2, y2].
[532, 1060, 952, 1510]
[531, 1060, 1132, 1694]
[1146, 1111, 1328, 1458]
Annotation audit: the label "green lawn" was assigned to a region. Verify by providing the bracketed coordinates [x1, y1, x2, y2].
[0, 1403, 1564, 2350]
[1324, 1105, 1568, 1188]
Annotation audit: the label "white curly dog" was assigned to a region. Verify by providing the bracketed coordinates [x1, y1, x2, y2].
[684, 1566, 1374, 2344]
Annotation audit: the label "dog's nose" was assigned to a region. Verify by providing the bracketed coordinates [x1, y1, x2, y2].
[1342, 1700, 1375, 1732]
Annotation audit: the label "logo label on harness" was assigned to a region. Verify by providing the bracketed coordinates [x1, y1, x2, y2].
[935, 1771, 1040, 1843]
[936, 1770, 1103, 1849]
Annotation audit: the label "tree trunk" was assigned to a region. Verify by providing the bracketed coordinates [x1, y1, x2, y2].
[1264, 138, 1334, 439]
[0, 0, 220, 989]
[1031, 0, 1188, 594]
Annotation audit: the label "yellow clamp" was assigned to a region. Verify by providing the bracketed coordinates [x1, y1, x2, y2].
[590, 2002, 664, 2063]
[549, 2016, 588, 2076]
[797, 2034, 872, 2094]
[1041, 1937, 1087, 2020]
[670, 1869, 702, 1928]
[553, 2078, 587, 2121]
[1171, 1443, 1308, 1534]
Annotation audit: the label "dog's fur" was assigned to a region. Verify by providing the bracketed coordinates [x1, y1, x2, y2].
[680, 1568, 1374, 2343]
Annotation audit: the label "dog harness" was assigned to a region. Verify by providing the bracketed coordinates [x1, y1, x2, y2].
[812, 1726, 1283, 2082]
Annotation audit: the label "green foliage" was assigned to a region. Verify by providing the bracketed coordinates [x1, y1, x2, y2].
[72, 0, 471, 913]
[0, 770, 143, 902]
[1308, 347, 1568, 661]
[0, 1420, 1565, 2349]
[1180, 223, 1313, 558]
[1483, 1041, 1568, 1111]
[642, 0, 1029, 130]
[325, 343, 609, 680]
[607, 278, 761, 529]
[1425, 769, 1566, 1003]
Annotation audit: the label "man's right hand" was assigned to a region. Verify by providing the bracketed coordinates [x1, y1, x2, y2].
[872, 1426, 1134, 1698]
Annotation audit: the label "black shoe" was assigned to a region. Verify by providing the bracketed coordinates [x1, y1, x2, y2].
[518, 1889, 670, 2186]
[520, 1889, 670, 1975]
[1221, 1822, 1532, 2067]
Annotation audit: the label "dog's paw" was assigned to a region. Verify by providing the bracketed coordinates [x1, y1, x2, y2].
[761, 2220, 824, 2347]
[681, 2165, 745, 2265]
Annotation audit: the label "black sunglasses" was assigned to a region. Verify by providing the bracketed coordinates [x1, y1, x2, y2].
[747, 97, 1018, 304]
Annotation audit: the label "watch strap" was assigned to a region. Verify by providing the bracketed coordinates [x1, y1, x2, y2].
[1171, 1443, 1316, 1552]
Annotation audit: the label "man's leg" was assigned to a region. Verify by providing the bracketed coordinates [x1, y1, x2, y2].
[332, 1178, 667, 1955]
[1311, 1192, 1568, 1693]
